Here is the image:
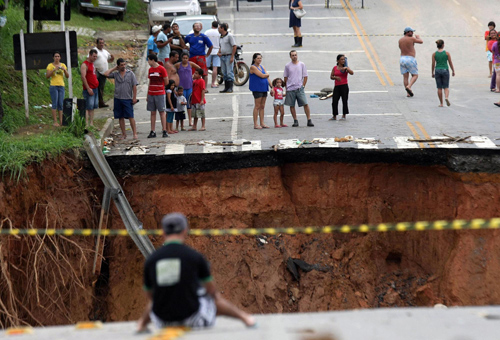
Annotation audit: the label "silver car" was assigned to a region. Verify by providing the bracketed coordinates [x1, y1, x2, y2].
[78, 0, 128, 21]
[171, 14, 217, 35]
[145, 0, 201, 28]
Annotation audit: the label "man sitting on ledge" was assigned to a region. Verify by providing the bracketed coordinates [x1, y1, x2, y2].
[137, 213, 256, 331]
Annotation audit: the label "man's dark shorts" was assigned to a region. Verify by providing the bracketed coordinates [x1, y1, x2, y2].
[114, 98, 134, 119]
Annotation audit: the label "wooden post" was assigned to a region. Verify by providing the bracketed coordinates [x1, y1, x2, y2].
[20, 30, 29, 124]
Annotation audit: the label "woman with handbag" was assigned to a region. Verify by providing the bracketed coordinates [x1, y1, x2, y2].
[289, 0, 305, 47]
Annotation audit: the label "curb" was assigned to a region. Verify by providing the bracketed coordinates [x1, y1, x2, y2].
[99, 117, 114, 147]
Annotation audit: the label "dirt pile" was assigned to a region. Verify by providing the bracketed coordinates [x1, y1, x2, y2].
[1, 157, 500, 327]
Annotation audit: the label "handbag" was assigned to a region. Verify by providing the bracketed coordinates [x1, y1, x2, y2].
[293, 8, 307, 19]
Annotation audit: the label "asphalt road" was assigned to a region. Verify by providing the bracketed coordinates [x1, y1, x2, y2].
[106, 0, 500, 156]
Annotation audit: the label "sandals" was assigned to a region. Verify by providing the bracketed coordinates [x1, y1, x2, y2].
[405, 87, 414, 97]
[275, 125, 281, 128]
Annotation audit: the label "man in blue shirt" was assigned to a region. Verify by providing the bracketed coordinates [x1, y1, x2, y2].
[147, 26, 161, 59]
[156, 23, 172, 66]
[184, 22, 213, 86]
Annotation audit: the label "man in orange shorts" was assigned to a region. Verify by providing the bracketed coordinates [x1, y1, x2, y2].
[184, 22, 213, 87]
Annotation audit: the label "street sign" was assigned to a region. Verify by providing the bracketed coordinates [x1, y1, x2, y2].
[13, 31, 78, 71]
[24, 0, 70, 21]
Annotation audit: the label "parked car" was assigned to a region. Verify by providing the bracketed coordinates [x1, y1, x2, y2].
[78, 0, 128, 21]
[171, 14, 217, 35]
[199, 0, 217, 15]
[144, 0, 201, 29]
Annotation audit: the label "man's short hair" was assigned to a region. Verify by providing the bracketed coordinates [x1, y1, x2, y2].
[488, 21, 496, 28]
[219, 23, 228, 32]
[161, 213, 189, 235]
[169, 50, 179, 59]
[289, 50, 297, 57]
[148, 54, 158, 62]
[116, 58, 125, 66]
[96, 37, 104, 44]
[212, 20, 219, 28]
[163, 21, 171, 31]
[89, 49, 98, 56]
[193, 21, 202, 28]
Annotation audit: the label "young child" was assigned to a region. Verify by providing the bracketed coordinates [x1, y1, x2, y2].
[189, 68, 206, 131]
[175, 86, 187, 131]
[272, 78, 287, 128]
[165, 80, 177, 134]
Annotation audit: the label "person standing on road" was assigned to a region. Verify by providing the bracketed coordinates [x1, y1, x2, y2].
[168, 23, 187, 54]
[156, 22, 172, 66]
[137, 213, 256, 331]
[147, 54, 169, 138]
[218, 23, 237, 93]
[164, 51, 180, 86]
[289, 0, 303, 47]
[45, 51, 69, 126]
[184, 22, 213, 88]
[93, 38, 115, 108]
[249, 53, 272, 129]
[283, 50, 314, 127]
[205, 21, 221, 89]
[485, 21, 496, 78]
[330, 54, 353, 121]
[431, 40, 455, 107]
[489, 31, 499, 92]
[399, 27, 423, 97]
[148, 26, 161, 57]
[81, 49, 99, 127]
[104, 58, 138, 139]
[175, 53, 201, 126]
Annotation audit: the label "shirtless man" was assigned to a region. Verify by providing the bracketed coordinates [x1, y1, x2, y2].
[164, 51, 180, 85]
[398, 27, 423, 97]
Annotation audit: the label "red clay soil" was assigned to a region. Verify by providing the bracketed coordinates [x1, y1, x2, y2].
[1, 156, 500, 327]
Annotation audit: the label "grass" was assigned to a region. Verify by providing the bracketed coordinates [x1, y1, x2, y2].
[0, 0, 146, 179]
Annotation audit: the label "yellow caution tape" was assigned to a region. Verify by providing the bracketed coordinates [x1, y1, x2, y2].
[6, 327, 33, 335]
[75, 321, 103, 330]
[0, 218, 499, 237]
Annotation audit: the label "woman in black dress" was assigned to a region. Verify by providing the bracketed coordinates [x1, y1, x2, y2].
[289, 0, 303, 47]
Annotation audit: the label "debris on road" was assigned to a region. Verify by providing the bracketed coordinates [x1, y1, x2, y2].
[408, 135, 474, 144]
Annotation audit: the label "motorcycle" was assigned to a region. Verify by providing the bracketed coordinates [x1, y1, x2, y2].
[208, 45, 250, 86]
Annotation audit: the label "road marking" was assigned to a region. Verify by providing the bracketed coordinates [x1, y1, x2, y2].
[231, 95, 239, 140]
[339, 0, 386, 86]
[164, 144, 185, 155]
[471, 16, 482, 27]
[415, 122, 435, 148]
[406, 122, 425, 148]
[318, 138, 340, 148]
[470, 136, 497, 148]
[394, 136, 419, 149]
[344, 0, 394, 86]
[244, 50, 364, 54]
[242, 140, 262, 151]
[265, 69, 376, 73]
[452, 0, 460, 5]
[233, 33, 356, 37]
[203, 90, 389, 96]
[432, 136, 458, 148]
[279, 139, 301, 149]
[356, 138, 379, 149]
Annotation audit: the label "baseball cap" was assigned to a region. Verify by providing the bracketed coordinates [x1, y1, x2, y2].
[152, 25, 161, 34]
[161, 213, 189, 235]
[404, 27, 416, 33]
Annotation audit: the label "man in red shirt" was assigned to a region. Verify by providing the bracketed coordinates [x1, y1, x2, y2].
[189, 68, 206, 131]
[147, 54, 169, 138]
[81, 49, 99, 126]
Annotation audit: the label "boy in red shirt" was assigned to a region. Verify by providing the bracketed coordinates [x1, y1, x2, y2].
[147, 54, 169, 138]
[189, 68, 206, 131]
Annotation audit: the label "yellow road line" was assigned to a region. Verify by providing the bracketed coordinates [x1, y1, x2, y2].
[415, 121, 435, 148]
[345, 0, 394, 86]
[340, 0, 386, 86]
[406, 122, 425, 148]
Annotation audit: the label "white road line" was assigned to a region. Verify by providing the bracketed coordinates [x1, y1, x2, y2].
[470, 136, 497, 148]
[431, 136, 458, 149]
[230, 17, 349, 21]
[164, 144, 186, 155]
[452, 0, 460, 5]
[203, 145, 238, 153]
[233, 33, 355, 37]
[231, 95, 239, 140]
[243, 50, 364, 54]
[318, 138, 340, 148]
[279, 139, 301, 149]
[394, 136, 419, 149]
[356, 138, 379, 149]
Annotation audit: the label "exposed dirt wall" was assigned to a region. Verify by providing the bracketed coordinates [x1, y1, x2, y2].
[1, 158, 500, 327]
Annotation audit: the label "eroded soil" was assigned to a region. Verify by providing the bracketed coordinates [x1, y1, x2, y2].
[1, 156, 500, 327]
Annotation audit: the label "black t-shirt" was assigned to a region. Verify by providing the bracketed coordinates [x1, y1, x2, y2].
[168, 33, 185, 51]
[144, 241, 212, 321]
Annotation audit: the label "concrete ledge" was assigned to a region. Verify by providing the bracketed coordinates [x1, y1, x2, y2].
[99, 117, 114, 147]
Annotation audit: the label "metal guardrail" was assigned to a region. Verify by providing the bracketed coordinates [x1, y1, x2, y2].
[83, 133, 155, 258]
